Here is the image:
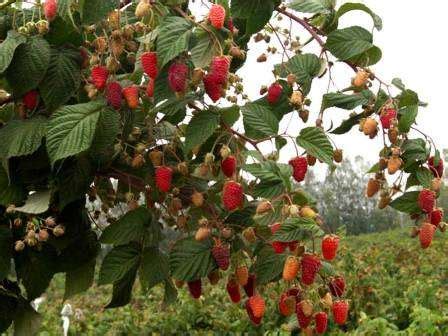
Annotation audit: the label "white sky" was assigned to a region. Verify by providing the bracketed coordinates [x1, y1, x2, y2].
[191, 1, 448, 170]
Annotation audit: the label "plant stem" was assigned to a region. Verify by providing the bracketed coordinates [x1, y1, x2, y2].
[0, 0, 17, 10]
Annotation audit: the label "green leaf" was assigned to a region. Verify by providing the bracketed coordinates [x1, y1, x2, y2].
[398, 89, 419, 108]
[326, 26, 373, 60]
[297, 127, 334, 165]
[272, 217, 322, 242]
[274, 54, 321, 95]
[322, 90, 373, 110]
[0, 30, 26, 73]
[253, 180, 285, 199]
[347, 45, 382, 67]
[15, 190, 51, 215]
[389, 191, 421, 214]
[231, 0, 275, 34]
[415, 167, 433, 189]
[392, 78, 406, 91]
[0, 117, 47, 160]
[13, 304, 42, 336]
[0, 166, 25, 206]
[46, 101, 109, 166]
[64, 258, 95, 300]
[98, 244, 141, 285]
[220, 105, 240, 126]
[331, 111, 364, 134]
[242, 102, 279, 138]
[288, 0, 333, 14]
[402, 138, 428, 163]
[89, 106, 120, 157]
[252, 245, 286, 285]
[39, 48, 81, 112]
[184, 110, 219, 153]
[156, 16, 192, 68]
[105, 264, 138, 309]
[80, 0, 119, 25]
[6, 36, 51, 97]
[170, 237, 216, 282]
[163, 279, 178, 306]
[190, 27, 221, 69]
[336, 3, 382, 30]
[398, 105, 418, 133]
[0, 227, 12, 280]
[100, 207, 152, 246]
[57, 0, 76, 26]
[140, 247, 169, 290]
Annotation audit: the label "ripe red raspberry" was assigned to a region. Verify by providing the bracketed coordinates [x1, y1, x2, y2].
[203, 73, 222, 102]
[209, 4, 226, 30]
[379, 108, 397, 129]
[44, 0, 57, 22]
[296, 301, 312, 328]
[278, 293, 296, 316]
[267, 82, 283, 105]
[226, 278, 241, 303]
[22, 90, 39, 110]
[91, 66, 109, 90]
[146, 78, 155, 98]
[210, 56, 230, 85]
[226, 18, 235, 33]
[243, 273, 256, 297]
[418, 188, 435, 213]
[289, 156, 308, 183]
[428, 156, 444, 178]
[168, 62, 189, 93]
[329, 276, 346, 297]
[212, 242, 230, 270]
[315, 311, 328, 334]
[122, 85, 139, 109]
[430, 208, 444, 226]
[300, 254, 321, 285]
[155, 166, 173, 193]
[321, 234, 340, 261]
[332, 300, 349, 325]
[222, 181, 243, 211]
[419, 222, 436, 249]
[106, 82, 122, 110]
[248, 294, 265, 319]
[272, 241, 287, 254]
[187, 279, 202, 299]
[141, 51, 158, 79]
[287, 287, 302, 300]
[245, 298, 262, 325]
[221, 155, 236, 177]
[288, 241, 298, 251]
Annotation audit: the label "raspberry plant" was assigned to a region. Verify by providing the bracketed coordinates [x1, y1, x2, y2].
[0, 0, 445, 333]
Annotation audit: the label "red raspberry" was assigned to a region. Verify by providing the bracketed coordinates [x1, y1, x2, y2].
[203, 73, 222, 102]
[270, 223, 288, 253]
[419, 222, 436, 249]
[91, 66, 109, 90]
[418, 188, 435, 213]
[289, 156, 308, 183]
[321, 234, 340, 261]
[300, 254, 321, 285]
[329, 276, 346, 297]
[212, 243, 230, 270]
[221, 155, 236, 177]
[267, 82, 283, 105]
[248, 294, 265, 319]
[315, 311, 328, 334]
[226, 18, 235, 33]
[243, 273, 256, 297]
[222, 181, 243, 211]
[210, 56, 230, 85]
[428, 156, 444, 178]
[226, 278, 241, 303]
[287, 287, 302, 300]
[288, 241, 298, 251]
[168, 62, 189, 93]
[44, 0, 57, 22]
[278, 293, 296, 316]
[187, 279, 202, 299]
[146, 78, 155, 98]
[209, 4, 226, 30]
[122, 85, 139, 109]
[155, 166, 173, 193]
[22, 90, 39, 110]
[430, 208, 444, 226]
[379, 108, 397, 129]
[332, 300, 349, 325]
[141, 51, 158, 79]
[106, 82, 122, 110]
[296, 301, 312, 329]
[245, 298, 262, 325]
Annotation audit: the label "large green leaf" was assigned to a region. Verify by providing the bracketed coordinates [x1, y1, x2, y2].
[389, 191, 421, 214]
[89, 106, 120, 157]
[231, 0, 276, 34]
[398, 105, 418, 133]
[242, 102, 279, 138]
[0, 227, 12, 280]
[335, 2, 382, 30]
[46, 101, 110, 166]
[0, 166, 25, 206]
[288, 0, 333, 14]
[140, 247, 170, 290]
[184, 110, 220, 153]
[272, 217, 323, 242]
[347, 45, 382, 67]
[39, 48, 81, 112]
[401, 139, 428, 163]
[0, 30, 26, 73]
[98, 244, 141, 285]
[190, 27, 221, 69]
[252, 245, 286, 285]
[100, 207, 152, 246]
[105, 264, 138, 309]
[297, 127, 334, 165]
[415, 167, 433, 189]
[331, 111, 364, 134]
[322, 90, 373, 110]
[64, 258, 95, 300]
[15, 190, 51, 215]
[156, 16, 192, 68]
[80, 0, 119, 24]
[6, 36, 51, 97]
[0, 117, 47, 160]
[274, 54, 321, 95]
[326, 26, 373, 60]
[170, 237, 215, 282]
